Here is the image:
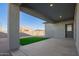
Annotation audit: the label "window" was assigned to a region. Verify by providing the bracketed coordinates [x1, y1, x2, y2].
[67, 25, 72, 31]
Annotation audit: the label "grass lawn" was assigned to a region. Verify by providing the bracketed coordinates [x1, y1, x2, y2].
[19, 37, 48, 45]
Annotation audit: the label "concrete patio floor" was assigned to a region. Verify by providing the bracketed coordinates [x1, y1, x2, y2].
[0, 38, 9, 53]
[12, 38, 77, 56]
[0, 38, 11, 56]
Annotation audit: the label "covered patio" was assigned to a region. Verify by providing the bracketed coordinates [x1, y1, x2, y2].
[12, 38, 77, 56]
[6, 3, 79, 55]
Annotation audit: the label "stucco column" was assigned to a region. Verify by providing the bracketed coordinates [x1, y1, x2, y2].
[8, 4, 20, 51]
[74, 4, 79, 55]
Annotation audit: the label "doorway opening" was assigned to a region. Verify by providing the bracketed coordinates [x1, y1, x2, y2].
[65, 24, 73, 38]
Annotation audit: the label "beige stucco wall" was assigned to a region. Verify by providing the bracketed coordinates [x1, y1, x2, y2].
[20, 26, 33, 35]
[0, 25, 2, 32]
[0, 28, 2, 32]
[45, 20, 74, 38]
[33, 30, 45, 36]
[20, 26, 45, 36]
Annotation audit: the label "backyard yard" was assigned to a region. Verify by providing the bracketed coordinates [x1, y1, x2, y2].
[19, 37, 48, 45]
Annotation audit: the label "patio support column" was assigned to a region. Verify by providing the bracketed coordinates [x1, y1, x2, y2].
[74, 3, 79, 55]
[8, 4, 20, 51]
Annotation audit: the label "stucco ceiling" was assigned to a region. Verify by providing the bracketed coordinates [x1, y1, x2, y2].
[20, 3, 76, 23]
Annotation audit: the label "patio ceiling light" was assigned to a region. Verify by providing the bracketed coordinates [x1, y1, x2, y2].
[50, 4, 53, 7]
[59, 16, 62, 19]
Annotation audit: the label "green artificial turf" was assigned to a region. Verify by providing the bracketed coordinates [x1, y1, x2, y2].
[19, 37, 48, 45]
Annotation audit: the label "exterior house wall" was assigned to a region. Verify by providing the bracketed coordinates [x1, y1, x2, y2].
[20, 26, 45, 36]
[74, 3, 79, 55]
[0, 27, 2, 32]
[20, 26, 33, 35]
[33, 30, 45, 36]
[45, 20, 74, 39]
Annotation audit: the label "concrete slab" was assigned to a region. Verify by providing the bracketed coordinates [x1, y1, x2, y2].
[15, 38, 77, 56]
[0, 38, 11, 56]
[0, 38, 9, 53]
[11, 50, 26, 56]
